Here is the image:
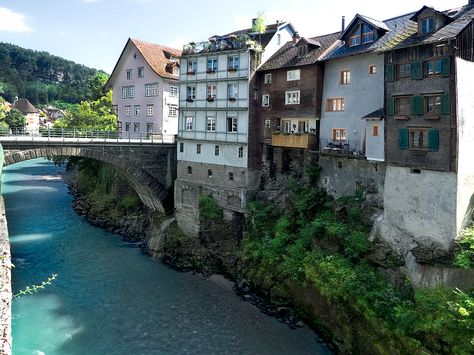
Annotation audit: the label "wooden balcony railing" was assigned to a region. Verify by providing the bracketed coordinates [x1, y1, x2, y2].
[271, 133, 316, 149]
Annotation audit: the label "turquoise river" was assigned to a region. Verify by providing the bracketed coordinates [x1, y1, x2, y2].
[4, 159, 331, 355]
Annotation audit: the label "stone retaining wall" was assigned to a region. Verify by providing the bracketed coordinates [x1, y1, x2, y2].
[0, 196, 11, 354]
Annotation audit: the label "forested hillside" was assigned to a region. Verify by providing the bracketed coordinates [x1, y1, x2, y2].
[0, 42, 105, 105]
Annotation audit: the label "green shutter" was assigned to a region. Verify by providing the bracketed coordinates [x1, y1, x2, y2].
[410, 61, 423, 80]
[399, 128, 409, 150]
[386, 63, 394, 82]
[387, 96, 394, 115]
[428, 129, 439, 152]
[441, 94, 451, 114]
[441, 57, 451, 78]
[411, 96, 423, 115]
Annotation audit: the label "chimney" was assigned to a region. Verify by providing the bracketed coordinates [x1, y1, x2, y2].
[293, 32, 300, 43]
[252, 18, 257, 27]
[342, 16, 346, 31]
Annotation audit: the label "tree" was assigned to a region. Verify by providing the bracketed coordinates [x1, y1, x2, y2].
[5, 108, 26, 129]
[88, 71, 109, 100]
[252, 13, 267, 45]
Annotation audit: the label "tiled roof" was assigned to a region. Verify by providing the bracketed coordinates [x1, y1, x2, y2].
[323, 12, 416, 60]
[258, 31, 341, 71]
[13, 98, 38, 114]
[131, 39, 181, 80]
[362, 108, 385, 119]
[380, 5, 474, 51]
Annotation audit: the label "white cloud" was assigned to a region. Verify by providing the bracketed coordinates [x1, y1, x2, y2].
[0, 7, 32, 33]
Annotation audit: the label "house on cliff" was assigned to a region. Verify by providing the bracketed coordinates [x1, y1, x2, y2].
[256, 31, 341, 173]
[106, 38, 181, 139]
[175, 19, 297, 237]
[378, 2, 474, 258]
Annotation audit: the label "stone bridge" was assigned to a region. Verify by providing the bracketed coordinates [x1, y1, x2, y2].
[1, 140, 176, 213]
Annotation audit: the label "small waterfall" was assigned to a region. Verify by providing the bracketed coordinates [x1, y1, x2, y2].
[146, 216, 175, 259]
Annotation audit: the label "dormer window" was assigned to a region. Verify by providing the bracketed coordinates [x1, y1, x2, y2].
[298, 45, 308, 57]
[349, 24, 374, 47]
[420, 16, 435, 34]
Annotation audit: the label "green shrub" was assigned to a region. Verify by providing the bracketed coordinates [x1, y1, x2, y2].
[198, 194, 222, 222]
[454, 228, 474, 269]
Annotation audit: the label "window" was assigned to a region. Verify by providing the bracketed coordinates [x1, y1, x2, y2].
[395, 97, 411, 115]
[207, 84, 217, 99]
[207, 58, 218, 72]
[227, 83, 238, 99]
[185, 116, 193, 131]
[277, 33, 281, 45]
[228, 56, 239, 70]
[262, 94, 269, 107]
[238, 147, 243, 158]
[409, 128, 429, 150]
[179, 142, 184, 152]
[122, 86, 135, 99]
[264, 73, 272, 84]
[134, 105, 140, 116]
[425, 59, 442, 77]
[125, 122, 130, 132]
[126, 69, 132, 79]
[147, 104, 154, 116]
[196, 144, 201, 154]
[112, 105, 118, 115]
[369, 65, 377, 74]
[145, 83, 159, 97]
[169, 106, 178, 117]
[173, 67, 179, 76]
[187, 166, 192, 175]
[420, 16, 435, 34]
[187, 59, 197, 74]
[396, 63, 411, 80]
[138, 67, 144, 78]
[227, 117, 238, 133]
[228, 172, 234, 181]
[133, 123, 140, 133]
[282, 120, 291, 133]
[349, 23, 374, 47]
[425, 95, 441, 114]
[186, 86, 196, 100]
[214, 145, 219, 156]
[125, 106, 131, 116]
[170, 86, 179, 97]
[332, 128, 347, 141]
[287, 69, 300, 81]
[285, 90, 300, 105]
[208, 169, 213, 177]
[326, 98, 344, 111]
[146, 123, 153, 133]
[207, 117, 216, 131]
[298, 45, 308, 57]
[372, 125, 379, 136]
[340, 70, 351, 84]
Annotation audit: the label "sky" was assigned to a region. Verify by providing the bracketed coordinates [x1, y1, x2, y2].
[0, 0, 469, 73]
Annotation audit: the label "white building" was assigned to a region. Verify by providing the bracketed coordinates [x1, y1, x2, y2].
[107, 38, 181, 139]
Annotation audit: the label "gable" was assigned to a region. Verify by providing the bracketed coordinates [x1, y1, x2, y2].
[340, 14, 389, 47]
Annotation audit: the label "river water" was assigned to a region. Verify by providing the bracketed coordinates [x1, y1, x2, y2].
[4, 159, 331, 355]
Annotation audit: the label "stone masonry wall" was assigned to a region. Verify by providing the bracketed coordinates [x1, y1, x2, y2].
[0, 196, 11, 355]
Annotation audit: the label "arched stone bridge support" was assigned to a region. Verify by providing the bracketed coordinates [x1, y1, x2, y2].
[2, 143, 176, 213]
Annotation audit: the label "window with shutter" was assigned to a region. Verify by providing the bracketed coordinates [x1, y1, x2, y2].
[428, 129, 439, 151]
[410, 61, 423, 80]
[441, 57, 450, 78]
[399, 128, 409, 150]
[411, 96, 423, 115]
[386, 63, 394, 82]
[441, 94, 450, 114]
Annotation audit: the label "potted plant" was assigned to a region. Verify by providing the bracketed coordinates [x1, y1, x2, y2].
[186, 97, 194, 103]
[207, 96, 215, 102]
[228, 97, 237, 102]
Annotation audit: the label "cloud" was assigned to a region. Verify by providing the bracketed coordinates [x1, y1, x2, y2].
[0, 7, 32, 32]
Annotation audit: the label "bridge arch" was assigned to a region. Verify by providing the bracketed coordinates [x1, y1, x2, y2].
[3, 147, 170, 213]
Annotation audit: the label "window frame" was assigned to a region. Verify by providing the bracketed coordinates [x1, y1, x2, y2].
[196, 144, 201, 154]
[285, 90, 300, 105]
[186, 85, 196, 100]
[264, 73, 272, 84]
[214, 145, 220, 156]
[187, 59, 197, 74]
[409, 127, 429, 150]
[424, 95, 442, 115]
[332, 128, 347, 141]
[425, 59, 442, 77]
[396, 63, 411, 80]
[134, 105, 140, 116]
[207, 84, 217, 99]
[125, 105, 131, 116]
[238, 146, 243, 158]
[340, 70, 351, 84]
[126, 69, 132, 80]
[228, 55, 240, 70]
[372, 125, 379, 136]
[145, 83, 159, 97]
[138, 67, 144, 78]
[227, 117, 238, 133]
[206, 117, 216, 132]
[394, 96, 411, 116]
[147, 104, 154, 116]
[262, 94, 270, 107]
[227, 83, 238, 99]
[369, 65, 377, 74]
[326, 97, 344, 112]
[207, 57, 218, 72]
[287, 69, 301, 81]
[169, 105, 178, 117]
[185, 116, 194, 131]
[170, 86, 179, 97]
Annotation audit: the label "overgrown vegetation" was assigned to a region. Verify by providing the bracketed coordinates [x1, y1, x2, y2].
[198, 194, 223, 222]
[241, 166, 474, 354]
[454, 226, 474, 269]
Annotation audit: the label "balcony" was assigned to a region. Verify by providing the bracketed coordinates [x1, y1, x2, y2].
[319, 139, 365, 158]
[182, 34, 262, 55]
[271, 132, 316, 149]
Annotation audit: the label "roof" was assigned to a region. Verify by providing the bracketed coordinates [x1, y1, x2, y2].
[224, 21, 297, 48]
[106, 38, 181, 87]
[379, 4, 474, 51]
[362, 108, 385, 119]
[339, 14, 389, 40]
[323, 12, 416, 60]
[13, 98, 38, 114]
[258, 31, 341, 71]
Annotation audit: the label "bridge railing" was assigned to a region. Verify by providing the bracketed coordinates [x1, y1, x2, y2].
[0, 127, 176, 144]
